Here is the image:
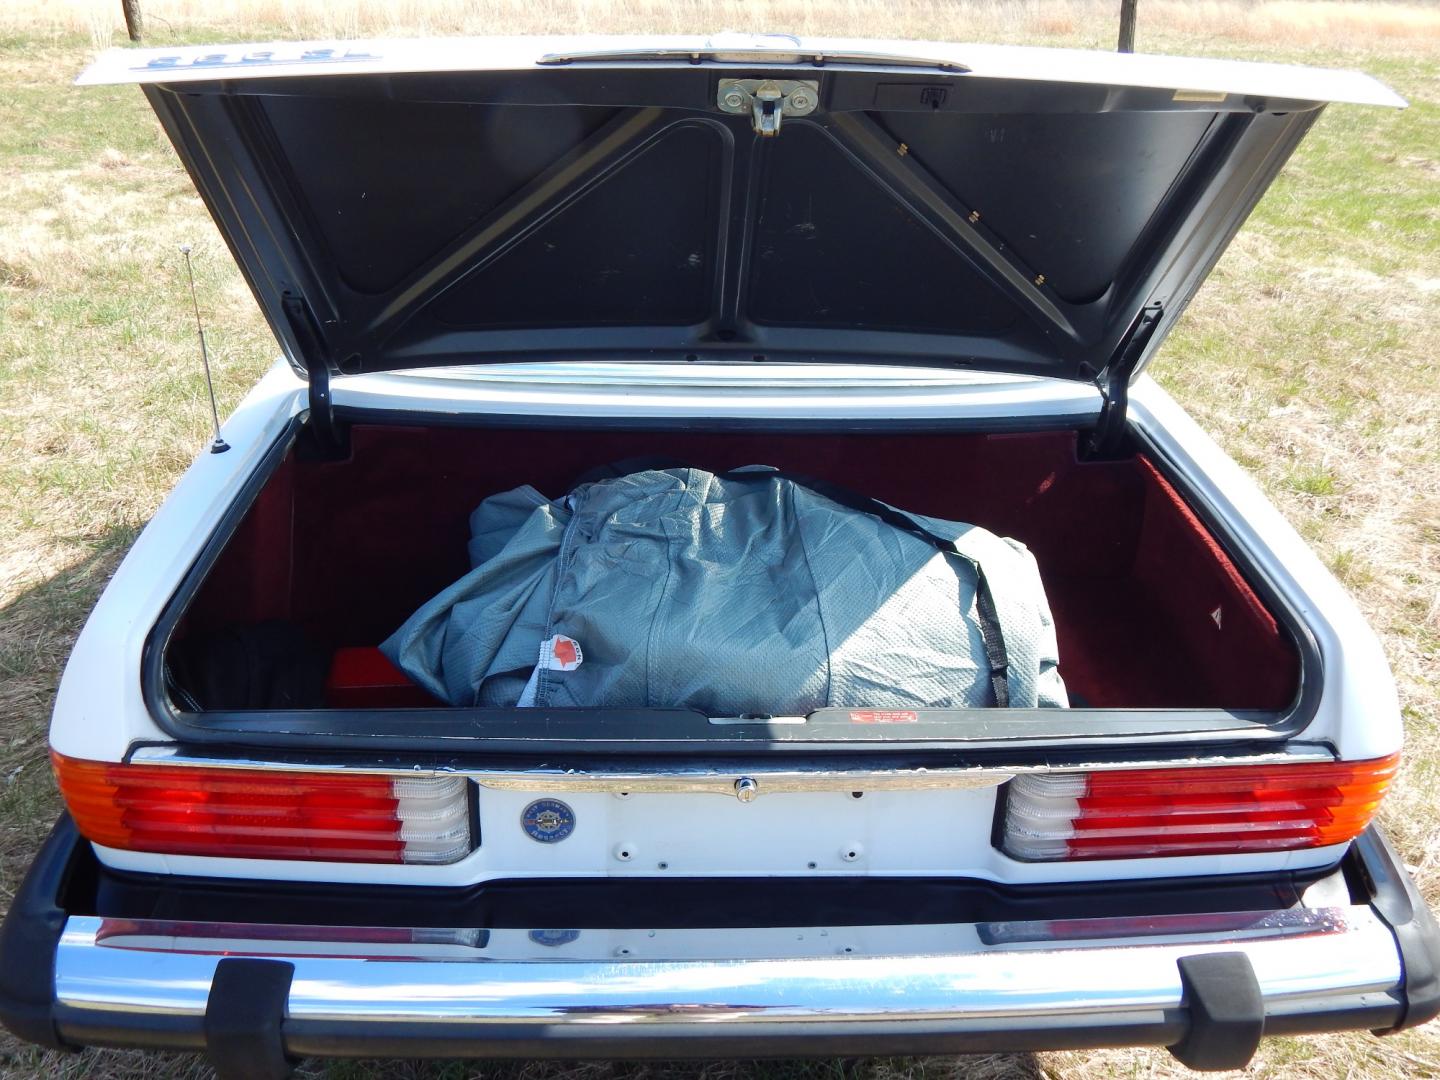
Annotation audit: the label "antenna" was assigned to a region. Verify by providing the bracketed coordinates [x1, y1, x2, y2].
[180, 244, 229, 454]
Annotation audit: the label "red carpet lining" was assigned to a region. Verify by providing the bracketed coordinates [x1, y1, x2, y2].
[184, 426, 1298, 711]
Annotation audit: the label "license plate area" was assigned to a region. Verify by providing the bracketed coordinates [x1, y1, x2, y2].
[475, 785, 1003, 878]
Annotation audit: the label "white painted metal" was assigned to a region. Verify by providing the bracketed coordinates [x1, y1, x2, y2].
[331, 363, 1104, 422]
[48, 360, 1402, 887]
[50, 362, 304, 765]
[76, 36, 1406, 110]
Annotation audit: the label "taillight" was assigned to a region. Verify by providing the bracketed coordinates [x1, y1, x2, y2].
[53, 753, 473, 865]
[1002, 753, 1398, 861]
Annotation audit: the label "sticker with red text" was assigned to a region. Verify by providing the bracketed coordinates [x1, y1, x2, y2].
[543, 635, 583, 670]
[850, 710, 919, 724]
[517, 635, 583, 707]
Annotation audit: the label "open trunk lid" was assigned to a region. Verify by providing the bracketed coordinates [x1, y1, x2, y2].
[81, 36, 1401, 389]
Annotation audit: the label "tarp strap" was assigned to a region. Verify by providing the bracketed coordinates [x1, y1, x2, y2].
[718, 468, 1011, 708]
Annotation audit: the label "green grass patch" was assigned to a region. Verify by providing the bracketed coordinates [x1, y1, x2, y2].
[1285, 465, 1340, 497]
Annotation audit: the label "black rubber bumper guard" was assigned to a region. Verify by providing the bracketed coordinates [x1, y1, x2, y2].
[2, 815, 1437, 1077]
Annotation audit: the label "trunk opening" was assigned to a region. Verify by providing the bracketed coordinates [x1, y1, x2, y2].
[164, 422, 1299, 722]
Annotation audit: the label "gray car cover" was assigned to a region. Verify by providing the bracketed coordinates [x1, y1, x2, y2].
[382, 467, 1067, 714]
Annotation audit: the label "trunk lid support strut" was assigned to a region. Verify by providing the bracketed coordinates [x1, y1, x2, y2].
[1083, 301, 1164, 460]
[282, 294, 346, 458]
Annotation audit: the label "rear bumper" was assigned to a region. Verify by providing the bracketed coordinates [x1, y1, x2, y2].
[3, 817, 1437, 1073]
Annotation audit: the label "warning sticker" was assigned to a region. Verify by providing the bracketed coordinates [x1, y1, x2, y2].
[543, 635, 583, 670]
[517, 635, 583, 707]
[850, 710, 919, 724]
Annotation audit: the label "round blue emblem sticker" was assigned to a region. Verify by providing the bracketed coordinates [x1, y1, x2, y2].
[522, 798, 576, 843]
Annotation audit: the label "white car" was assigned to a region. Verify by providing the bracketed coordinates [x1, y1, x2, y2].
[1, 35, 1434, 1077]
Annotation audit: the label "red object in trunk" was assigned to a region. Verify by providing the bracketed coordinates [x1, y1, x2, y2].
[326, 647, 437, 708]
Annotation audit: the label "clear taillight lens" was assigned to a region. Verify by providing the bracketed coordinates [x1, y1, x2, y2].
[1002, 753, 1399, 861]
[53, 753, 473, 865]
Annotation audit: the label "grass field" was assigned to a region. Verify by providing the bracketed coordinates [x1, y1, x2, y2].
[1, 1, 1438, 1077]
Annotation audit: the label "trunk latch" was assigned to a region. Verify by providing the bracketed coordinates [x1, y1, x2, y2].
[718, 79, 818, 136]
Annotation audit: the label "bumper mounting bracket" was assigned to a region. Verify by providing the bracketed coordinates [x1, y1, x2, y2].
[1170, 951, 1265, 1071]
[204, 957, 296, 1080]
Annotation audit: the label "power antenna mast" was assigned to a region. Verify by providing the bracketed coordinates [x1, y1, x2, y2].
[180, 244, 229, 454]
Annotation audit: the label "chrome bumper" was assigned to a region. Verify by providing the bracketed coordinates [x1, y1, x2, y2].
[56, 906, 1400, 1026]
[3, 819, 1437, 1073]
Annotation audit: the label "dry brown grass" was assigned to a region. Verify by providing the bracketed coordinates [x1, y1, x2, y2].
[0, 1, 1438, 1078]
[3, 0, 1440, 52]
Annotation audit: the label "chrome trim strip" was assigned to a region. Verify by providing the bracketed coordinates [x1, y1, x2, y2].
[56, 906, 1400, 1024]
[470, 770, 1013, 794]
[536, 46, 969, 71]
[124, 746, 1336, 795]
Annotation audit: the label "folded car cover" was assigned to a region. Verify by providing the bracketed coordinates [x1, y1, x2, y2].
[382, 467, 1067, 713]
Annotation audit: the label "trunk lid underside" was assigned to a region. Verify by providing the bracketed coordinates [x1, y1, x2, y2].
[82, 36, 1401, 385]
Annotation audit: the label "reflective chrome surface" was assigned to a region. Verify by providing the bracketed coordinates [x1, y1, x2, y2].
[56, 905, 1401, 1024]
[126, 746, 1335, 796]
[473, 768, 1018, 795]
[537, 45, 969, 72]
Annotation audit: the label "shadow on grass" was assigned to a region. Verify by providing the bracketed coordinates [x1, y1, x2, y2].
[0, 532, 139, 899]
[0, 540, 1046, 1080]
[0, 1050, 1046, 1080]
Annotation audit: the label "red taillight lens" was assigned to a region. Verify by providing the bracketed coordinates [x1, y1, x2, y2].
[1003, 753, 1398, 861]
[53, 753, 473, 865]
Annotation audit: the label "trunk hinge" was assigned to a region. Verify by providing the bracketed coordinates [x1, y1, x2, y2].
[1082, 301, 1164, 460]
[281, 294, 346, 458]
